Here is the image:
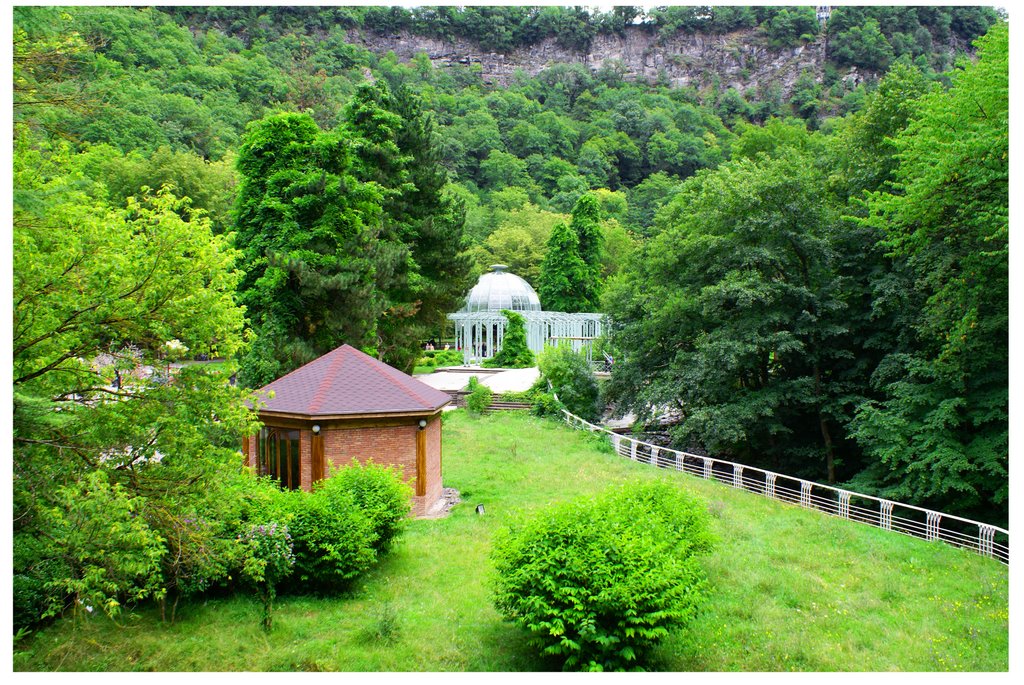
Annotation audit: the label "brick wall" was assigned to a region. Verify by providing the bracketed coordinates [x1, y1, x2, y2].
[323, 416, 443, 517]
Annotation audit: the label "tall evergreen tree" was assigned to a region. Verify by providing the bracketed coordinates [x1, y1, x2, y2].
[538, 221, 589, 313]
[538, 193, 604, 313]
[344, 80, 473, 372]
[483, 310, 534, 368]
[233, 112, 383, 386]
[569, 193, 604, 310]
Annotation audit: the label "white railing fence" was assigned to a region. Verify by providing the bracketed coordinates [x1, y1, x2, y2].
[561, 410, 1009, 565]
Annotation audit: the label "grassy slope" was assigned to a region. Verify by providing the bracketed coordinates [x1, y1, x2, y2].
[13, 411, 1008, 672]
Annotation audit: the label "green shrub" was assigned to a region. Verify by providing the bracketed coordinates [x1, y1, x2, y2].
[285, 487, 377, 591]
[500, 387, 541, 403]
[531, 391, 566, 418]
[321, 460, 412, 553]
[465, 376, 493, 415]
[483, 310, 534, 368]
[13, 534, 68, 632]
[537, 343, 601, 421]
[417, 348, 463, 369]
[239, 521, 295, 631]
[435, 348, 463, 366]
[491, 481, 713, 671]
[41, 471, 167, 621]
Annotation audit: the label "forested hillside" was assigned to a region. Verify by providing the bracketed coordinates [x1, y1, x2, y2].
[13, 6, 1008, 632]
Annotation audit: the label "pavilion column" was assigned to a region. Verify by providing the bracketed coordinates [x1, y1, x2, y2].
[415, 423, 427, 496]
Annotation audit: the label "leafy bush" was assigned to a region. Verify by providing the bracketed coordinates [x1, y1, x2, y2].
[41, 472, 167, 621]
[537, 343, 601, 421]
[147, 502, 245, 622]
[13, 534, 68, 632]
[483, 310, 534, 368]
[465, 375, 493, 415]
[320, 460, 412, 553]
[418, 348, 463, 369]
[491, 481, 713, 671]
[531, 391, 566, 418]
[281, 459, 414, 591]
[239, 521, 295, 631]
[500, 387, 542, 403]
[284, 486, 377, 592]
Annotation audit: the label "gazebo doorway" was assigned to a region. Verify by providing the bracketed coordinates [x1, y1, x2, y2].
[256, 426, 301, 490]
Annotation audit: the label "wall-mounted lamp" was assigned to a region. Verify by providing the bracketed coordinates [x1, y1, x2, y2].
[311, 424, 321, 435]
[417, 418, 428, 430]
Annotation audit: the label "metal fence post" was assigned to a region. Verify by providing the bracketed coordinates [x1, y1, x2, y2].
[702, 457, 712, 480]
[766, 473, 777, 499]
[733, 465, 743, 489]
[926, 512, 942, 541]
[980, 524, 996, 558]
[880, 500, 894, 530]
[838, 491, 851, 519]
[800, 481, 812, 509]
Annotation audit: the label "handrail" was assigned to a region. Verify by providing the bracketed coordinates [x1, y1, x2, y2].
[559, 409, 1009, 565]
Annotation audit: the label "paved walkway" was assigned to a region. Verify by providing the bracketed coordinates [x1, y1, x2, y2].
[414, 366, 539, 394]
[478, 366, 539, 393]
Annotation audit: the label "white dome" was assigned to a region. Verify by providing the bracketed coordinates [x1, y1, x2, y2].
[460, 265, 542, 313]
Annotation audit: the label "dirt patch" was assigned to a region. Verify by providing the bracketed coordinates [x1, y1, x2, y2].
[419, 487, 462, 519]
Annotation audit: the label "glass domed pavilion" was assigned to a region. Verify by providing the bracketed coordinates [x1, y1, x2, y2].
[448, 265, 604, 364]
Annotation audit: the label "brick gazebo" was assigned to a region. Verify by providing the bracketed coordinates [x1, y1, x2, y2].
[242, 344, 451, 517]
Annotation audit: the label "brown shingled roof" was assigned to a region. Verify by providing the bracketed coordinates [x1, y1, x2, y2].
[255, 345, 450, 417]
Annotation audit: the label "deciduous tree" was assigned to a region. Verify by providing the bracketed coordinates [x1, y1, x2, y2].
[849, 24, 1008, 523]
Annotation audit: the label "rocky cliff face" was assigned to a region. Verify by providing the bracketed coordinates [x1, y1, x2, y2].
[347, 25, 841, 98]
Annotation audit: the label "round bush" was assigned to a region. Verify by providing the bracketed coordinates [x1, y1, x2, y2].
[465, 376, 493, 415]
[490, 481, 714, 671]
[537, 343, 600, 421]
[320, 460, 412, 553]
[284, 487, 376, 591]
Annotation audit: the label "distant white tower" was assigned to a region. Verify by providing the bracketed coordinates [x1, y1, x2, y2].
[816, 6, 832, 26]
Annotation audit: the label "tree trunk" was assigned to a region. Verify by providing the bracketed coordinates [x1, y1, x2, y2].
[819, 412, 836, 484]
[813, 362, 836, 483]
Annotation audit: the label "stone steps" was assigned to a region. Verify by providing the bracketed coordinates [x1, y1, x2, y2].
[484, 401, 533, 412]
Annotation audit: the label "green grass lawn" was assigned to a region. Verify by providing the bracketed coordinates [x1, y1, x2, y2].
[13, 411, 1009, 672]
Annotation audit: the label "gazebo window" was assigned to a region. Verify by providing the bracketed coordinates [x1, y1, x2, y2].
[257, 427, 301, 490]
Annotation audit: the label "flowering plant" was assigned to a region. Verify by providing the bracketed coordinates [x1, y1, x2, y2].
[240, 521, 294, 631]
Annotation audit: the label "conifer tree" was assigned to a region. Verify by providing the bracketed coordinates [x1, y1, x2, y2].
[344, 80, 473, 372]
[538, 221, 589, 313]
[233, 112, 383, 386]
[484, 310, 534, 368]
[570, 193, 603, 273]
[568, 193, 603, 310]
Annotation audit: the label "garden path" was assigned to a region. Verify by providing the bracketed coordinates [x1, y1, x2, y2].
[414, 366, 539, 394]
